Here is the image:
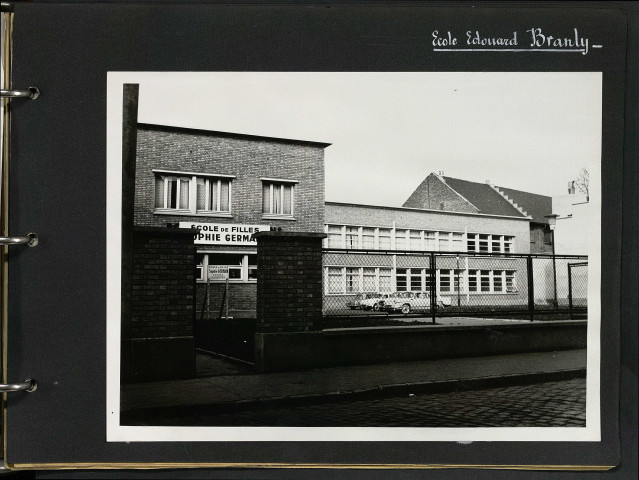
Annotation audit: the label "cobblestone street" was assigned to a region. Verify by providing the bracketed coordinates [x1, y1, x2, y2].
[131, 378, 586, 427]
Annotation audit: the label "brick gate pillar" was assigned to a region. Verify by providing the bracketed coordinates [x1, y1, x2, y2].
[254, 231, 326, 333]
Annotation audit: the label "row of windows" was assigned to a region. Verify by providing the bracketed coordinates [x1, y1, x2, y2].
[154, 172, 295, 217]
[325, 267, 517, 294]
[196, 253, 257, 282]
[325, 225, 514, 253]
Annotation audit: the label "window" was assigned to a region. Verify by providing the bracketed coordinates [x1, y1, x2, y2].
[504, 237, 513, 253]
[328, 267, 343, 294]
[363, 268, 376, 291]
[465, 269, 517, 293]
[480, 270, 491, 292]
[424, 231, 436, 250]
[262, 181, 294, 216]
[345, 268, 360, 292]
[467, 234, 515, 254]
[396, 268, 408, 291]
[493, 270, 503, 292]
[478, 235, 490, 253]
[154, 171, 232, 215]
[439, 232, 451, 252]
[439, 269, 464, 293]
[410, 270, 422, 291]
[506, 270, 517, 292]
[452, 233, 464, 252]
[196, 177, 230, 213]
[346, 227, 360, 248]
[362, 228, 375, 249]
[468, 270, 479, 292]
[378, 229, 392, 250]
[155, 174, 191, 210]
[325, 267, 393, 294]
[395, 230, 407, 250]
[396, 268, 429, 292]
[379, 269, 392, 292]
[327, 225, 344, 248]
[439, 270, 452, 292]
[196, 253, 256, 282]
[410, 231, 422, 251]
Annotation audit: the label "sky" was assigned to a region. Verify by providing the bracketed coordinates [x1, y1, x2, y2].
[132, 72, 601, 207]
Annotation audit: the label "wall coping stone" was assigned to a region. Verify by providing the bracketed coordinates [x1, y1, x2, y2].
[134, 226, 199, 236]
[320, 320, 588, 335]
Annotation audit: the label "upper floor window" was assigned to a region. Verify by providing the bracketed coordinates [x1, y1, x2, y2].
[196, 177, 230, 213]
[153, 170, 233, 216]
[261, 178, 296, 218]
[155, 174, 191, 211]
[467, 233, 515, 254]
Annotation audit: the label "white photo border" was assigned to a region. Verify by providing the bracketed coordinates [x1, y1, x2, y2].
[106, 71, 601, 442]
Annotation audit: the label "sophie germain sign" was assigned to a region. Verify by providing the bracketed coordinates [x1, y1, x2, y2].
[179, 222, 270, 246]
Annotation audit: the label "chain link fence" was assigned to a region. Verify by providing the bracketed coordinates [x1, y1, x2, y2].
[322, 248, 587, 321]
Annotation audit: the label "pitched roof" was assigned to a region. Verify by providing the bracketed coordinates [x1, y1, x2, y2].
[404, 173, 553, 223]
[442, 176, 526, 218]
[491, 185, 553, 224]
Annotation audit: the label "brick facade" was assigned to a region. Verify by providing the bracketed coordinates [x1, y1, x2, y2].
[255, 232, 326, 333]
[122, 227, 197, 382]
[134, 124, 327, 232]
[403, 174, 479, 213]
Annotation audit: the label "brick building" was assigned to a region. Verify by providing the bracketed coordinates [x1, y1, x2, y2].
[133, 123, 329, 320]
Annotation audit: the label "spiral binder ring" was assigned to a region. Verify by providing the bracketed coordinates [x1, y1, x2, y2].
[0, 379, 37, 393]
[0, 233, 38, 247]
[0, 87, 40, 100]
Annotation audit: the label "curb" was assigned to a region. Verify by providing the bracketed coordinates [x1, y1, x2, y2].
[121, 368, 586, 424]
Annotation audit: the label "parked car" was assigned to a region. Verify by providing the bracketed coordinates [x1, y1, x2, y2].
[383, 291, 451, 314]
[346, 293, 387, 310]
[359, 293, 389, 311]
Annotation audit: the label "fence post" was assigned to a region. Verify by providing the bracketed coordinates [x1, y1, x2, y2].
[568, 263, 574, 320]
[430, 253, 436, 324]
[527, 256, 534, 322]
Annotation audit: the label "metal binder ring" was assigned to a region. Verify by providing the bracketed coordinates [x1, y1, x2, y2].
[0, 379, 37, 393]
[0, 233, 38, 247]
[0, 87, 40, 100]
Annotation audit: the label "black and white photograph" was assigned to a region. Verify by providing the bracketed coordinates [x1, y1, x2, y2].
[106, 72, 601, 442]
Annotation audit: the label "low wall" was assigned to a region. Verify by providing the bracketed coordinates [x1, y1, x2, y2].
[255, 320, 587, 372]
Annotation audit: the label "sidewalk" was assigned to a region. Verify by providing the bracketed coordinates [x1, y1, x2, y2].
[120, 349, 587, 413]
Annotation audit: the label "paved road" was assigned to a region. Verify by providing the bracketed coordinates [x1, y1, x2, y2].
[128, 378, 586, 427]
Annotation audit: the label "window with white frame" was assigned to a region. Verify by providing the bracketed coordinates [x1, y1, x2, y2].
[262, 180, 294, 216]
[467, 234, 515, 254]
[196, 177, 230, 213]
[378, 229, 392, 250]
[438, 232, 451, 252]
[327, 225, 344, 248]
[345, 227, 360, 249]
[325, 267, 393, 294]
[409, 230, 422, 251]
[362, 228, 375, 249]
[452, 233, 464, 252]
[327, 267, 343, 294]
[424, 231, 436, 250]
[195, 253, 256, 282]
[396, 268, 432, 292]
[395, 230, 408, 250]
[154, 171, 233, 215]
[439, 269, 465, 293]
[466, 269, 517, 293]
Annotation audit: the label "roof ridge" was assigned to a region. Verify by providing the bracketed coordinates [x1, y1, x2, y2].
[490, 185, 529, 217]
[434, 173, 482, 213]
